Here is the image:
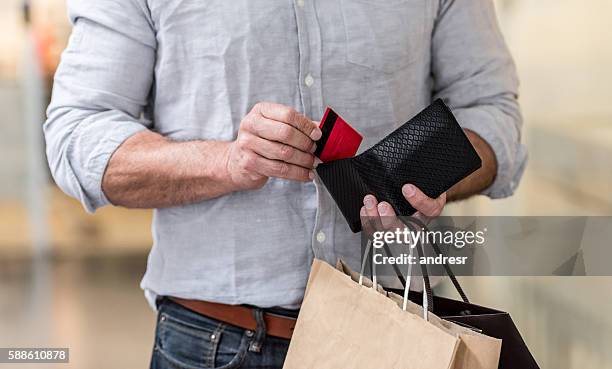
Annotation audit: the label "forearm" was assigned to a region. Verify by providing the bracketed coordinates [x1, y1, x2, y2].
[102, 130, 235, 208]
[446, 129, 497, 202]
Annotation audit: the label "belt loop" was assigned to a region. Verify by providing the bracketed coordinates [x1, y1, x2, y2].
[248, 308, 266, 353]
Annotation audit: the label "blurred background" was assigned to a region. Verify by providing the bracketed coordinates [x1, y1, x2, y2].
[0, 0, 611, 368]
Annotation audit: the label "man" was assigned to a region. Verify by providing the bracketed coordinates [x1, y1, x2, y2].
[44, 0, 527, 367]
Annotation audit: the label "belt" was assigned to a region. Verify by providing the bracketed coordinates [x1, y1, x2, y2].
[170, 297, 297, 340]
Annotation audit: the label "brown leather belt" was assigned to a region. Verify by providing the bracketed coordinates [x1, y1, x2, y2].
[170, 297, 296, 340]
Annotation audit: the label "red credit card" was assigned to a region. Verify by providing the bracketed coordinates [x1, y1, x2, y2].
[314, 107, 363, 162]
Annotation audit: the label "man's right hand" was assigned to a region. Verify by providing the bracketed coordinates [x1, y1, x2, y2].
[101, 102, 322, 209]
[225, 102, 322, 191]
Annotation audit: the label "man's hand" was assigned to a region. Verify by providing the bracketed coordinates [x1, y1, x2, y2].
[225, 102, 322, 190]
[102, 102, 322, 209]
[361, 186, 446, 231]
[360, 128, 497, 227]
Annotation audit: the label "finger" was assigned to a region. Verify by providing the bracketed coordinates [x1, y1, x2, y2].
[363, 194, 380, 218]
[244, 133, 316, 169]
[360, 206, 375, 238]
[250, 155, 314, 182]
[410, 211, 431, 226]
[362, 194, 384, 232]
[402, 184, 445, 218]
[254, 102, 322, 140]
[376, 201, 404, 230]
[246, 115, 315, 153]
[361, 206, 380, 242]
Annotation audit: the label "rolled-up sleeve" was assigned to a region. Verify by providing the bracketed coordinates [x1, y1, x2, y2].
[44, 0, 156, 212]
[431, 0, 528, 198]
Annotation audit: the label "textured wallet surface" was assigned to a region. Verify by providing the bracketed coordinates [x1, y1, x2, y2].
[316, 99, 482, 233]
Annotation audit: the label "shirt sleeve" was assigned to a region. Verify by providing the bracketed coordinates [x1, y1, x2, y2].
[431, 0, 528, 198]
[44, 0, 156, 212]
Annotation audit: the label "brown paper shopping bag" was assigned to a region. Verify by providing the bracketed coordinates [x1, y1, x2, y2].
[283, 259, 501, 369]
[338, 261, 502, 369]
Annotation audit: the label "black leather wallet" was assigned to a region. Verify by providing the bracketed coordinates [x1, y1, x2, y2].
[316, 99, 482, 233]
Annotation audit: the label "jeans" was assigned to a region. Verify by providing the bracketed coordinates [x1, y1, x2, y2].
[150, 298, 292, 369]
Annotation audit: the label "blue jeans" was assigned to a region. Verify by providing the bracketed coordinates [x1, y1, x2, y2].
[150, 298, 292, 369]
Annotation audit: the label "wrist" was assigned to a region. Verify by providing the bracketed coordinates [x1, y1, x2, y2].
[218, 141, 242, 193]
[447, 129, 497, 201]
[196, 140, 241, 196]
[467, 129, 497, 186]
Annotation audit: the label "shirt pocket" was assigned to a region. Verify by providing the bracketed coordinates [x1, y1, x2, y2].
[340, 0, 426, 74]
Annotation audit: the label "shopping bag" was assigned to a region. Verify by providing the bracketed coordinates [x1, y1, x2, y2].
[387, 291, 540, 369]
[283, 259, 501, 369]
[341, 260, 503, 369]
[384, 217, 540, 369]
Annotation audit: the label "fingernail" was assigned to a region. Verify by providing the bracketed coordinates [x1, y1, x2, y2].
[308, 171, 316, 180]
[403, 184, 416, 198]
[378, 202, 392, 216]
[360, 206, 367, 216]
[310, 128, 322, 141]
[310, 143, 317, 153]
[313, 159, 319, 168]
[364, 195, 375, 209]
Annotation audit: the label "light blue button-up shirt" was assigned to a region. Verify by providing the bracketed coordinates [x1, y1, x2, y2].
[44, 0, 527, 308]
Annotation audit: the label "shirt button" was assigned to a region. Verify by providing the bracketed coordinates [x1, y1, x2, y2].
[297, 0, 305, 7]
[316, 231, 326, 243]
[304, 74, 314, 87]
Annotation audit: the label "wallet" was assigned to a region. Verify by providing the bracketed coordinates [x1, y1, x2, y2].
[316, 99, 482, 233]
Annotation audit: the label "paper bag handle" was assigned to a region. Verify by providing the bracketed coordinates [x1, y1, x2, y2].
[399, 220, 431, 321]
[358, 239, 376, 288]
[360, 222, 431, 321]
[398, 216, 470, 311]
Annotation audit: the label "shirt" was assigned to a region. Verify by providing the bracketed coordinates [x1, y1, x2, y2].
[44, 0, 527, 309]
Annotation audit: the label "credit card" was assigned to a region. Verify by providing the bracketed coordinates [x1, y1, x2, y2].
[314, 107, 363, 162]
